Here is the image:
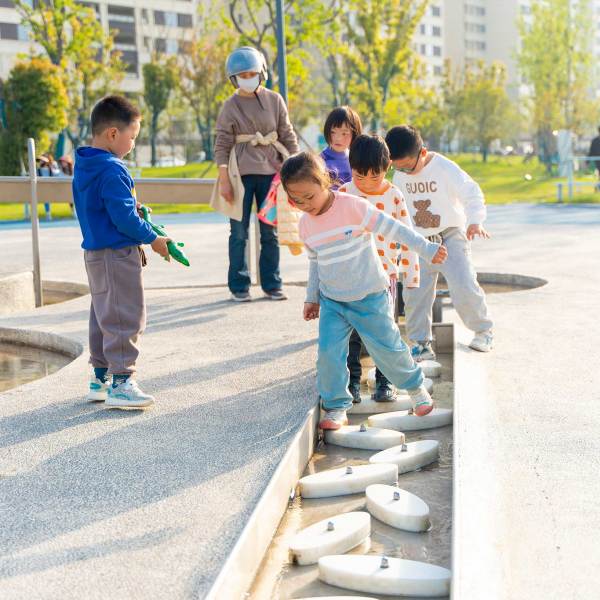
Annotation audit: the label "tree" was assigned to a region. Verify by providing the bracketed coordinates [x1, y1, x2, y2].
[227, 0, 336, 128]
[458, 62, 513, 161]
[518, 0, 597, 169]
[142, 57, 176, 167]
[179, 22, 236, 161]
[343, 0, 428, 130]
[14, 0, 125, 149]
[0, 58, 68, 174]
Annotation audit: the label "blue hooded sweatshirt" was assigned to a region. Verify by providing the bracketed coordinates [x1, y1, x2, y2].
[73, 147, 156, 250]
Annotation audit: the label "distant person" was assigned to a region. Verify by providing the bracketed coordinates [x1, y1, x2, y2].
[338, 134, 419, 404]
[214, 46, 299, 302]
[73, 95, 170, 408]
[320, 106, 363, 189]
[36, 154, 53, 220]
[386, 125, 494, 356]
[57, 155, 76, 216]
[588, 127, 600, 191]
[280, 151, 447, 430]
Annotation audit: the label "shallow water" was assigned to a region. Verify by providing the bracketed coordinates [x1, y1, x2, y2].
[0, 342, 71, 393]
[250, 353, 453, 600]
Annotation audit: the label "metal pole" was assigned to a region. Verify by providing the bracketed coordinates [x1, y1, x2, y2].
[275, 0, 288, 105]
[27, 138, 43, 307]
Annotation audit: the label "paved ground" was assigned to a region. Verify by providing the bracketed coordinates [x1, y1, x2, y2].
[1, 204, 599, 599]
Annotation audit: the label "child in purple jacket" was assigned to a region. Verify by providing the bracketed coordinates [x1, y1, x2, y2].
[320, 106, 363, 189]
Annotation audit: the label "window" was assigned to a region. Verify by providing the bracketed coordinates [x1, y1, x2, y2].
[120, 50, 138, 74]
[17, 24, 28, 41]
[154, 10, 165, 25]
[0, 0, 14, 6]
[420, 24, 426, 35]
[465, 4, 486, 16]
[141, 9, 149, 24]
[466, 22, 486, 33]
[432, 26, 441, 36]
[434, 65, 443, 76]
[465, 40, 486, 51]
[420, 43, 427, 55]
[165, 38, 178, 54]
[165, 11, 178, 27]
[433, 45, 442, 56]
[154, 38, 166, 53]
[0, 22, 18, 40]
[432, 5, 441, 17]
[178, 13, 192, 28]
[143, 37, 151, 51]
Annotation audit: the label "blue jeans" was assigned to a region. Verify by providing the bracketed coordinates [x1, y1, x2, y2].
[318, 291, 423, 411]
[228, 174, 282, 294]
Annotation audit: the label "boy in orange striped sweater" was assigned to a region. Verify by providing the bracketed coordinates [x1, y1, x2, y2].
[339, 134, 420, 403]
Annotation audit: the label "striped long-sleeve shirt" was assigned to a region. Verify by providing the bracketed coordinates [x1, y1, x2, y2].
[299, 192, 440, 304]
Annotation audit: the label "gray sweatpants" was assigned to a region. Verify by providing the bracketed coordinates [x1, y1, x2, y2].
[84, 246, 145, 375]
[403, 227, 493, 343]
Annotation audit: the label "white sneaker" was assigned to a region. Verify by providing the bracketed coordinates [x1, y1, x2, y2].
[469, 330, 493, 353]
[411, 341, 436, 361]
[319, 409, 348, 430]
[86, 376, 109, 402]
[407, 385, 434, 417]
[106, 379, 155, 408]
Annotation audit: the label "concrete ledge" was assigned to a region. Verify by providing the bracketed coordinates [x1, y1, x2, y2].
[206, 404, 320, 600]
[0, 326, 83, 359]
[0, 272, 35, 315]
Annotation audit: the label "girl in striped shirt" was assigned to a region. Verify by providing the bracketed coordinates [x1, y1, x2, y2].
[280, 152, 447, 430]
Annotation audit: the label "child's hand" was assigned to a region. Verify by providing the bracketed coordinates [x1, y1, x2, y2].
[151, 236, 171, 260]
[467, 224, 491, 240]
[303, 302, 320, 320]
[432, 245, 447, 264]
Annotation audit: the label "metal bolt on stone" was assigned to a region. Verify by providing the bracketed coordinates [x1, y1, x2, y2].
[346, 466, 353, 475]
[401, 444, 408, 452]
[360, 423, 367, 432]
[381, 556, 389, 569]
[327, 521, 335, 531]
[393, 491, 401, 501]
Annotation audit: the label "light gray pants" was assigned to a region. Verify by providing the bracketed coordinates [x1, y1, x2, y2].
[403, 227, 493, 343]
[84, 246, 145, 375]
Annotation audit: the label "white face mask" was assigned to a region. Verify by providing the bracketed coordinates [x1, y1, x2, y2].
[237, 75, 260, 93]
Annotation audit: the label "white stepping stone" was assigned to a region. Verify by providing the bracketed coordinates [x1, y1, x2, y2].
[324, 425, 405, 451]
[369, 440, 440, 475]
[417, 359, 442, 378]
[366, 484, 431, 532]
[368, 408, 453, 432]
[299, 464, 398, 499]
[318, 555, 451, 597]
[348, 394, 412, 414]
[289, 512, 371, 565]
[366, 368, 434, 394]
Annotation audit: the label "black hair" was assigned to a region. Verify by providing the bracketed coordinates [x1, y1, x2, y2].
[91, 95, 142, 136]
[323, 106, 363, 145]
[348, 134, 391, 176]
[385, 125, 423, 160]
[280, 151, 332, 190]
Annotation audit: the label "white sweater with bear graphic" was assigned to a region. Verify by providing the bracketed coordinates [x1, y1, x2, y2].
[392, 153, 486, 237]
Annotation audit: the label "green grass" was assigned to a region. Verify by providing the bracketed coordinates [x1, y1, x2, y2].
[1, 155, 597, 222]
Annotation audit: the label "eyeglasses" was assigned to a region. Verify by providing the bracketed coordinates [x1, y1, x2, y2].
[396, 147, 422, 174]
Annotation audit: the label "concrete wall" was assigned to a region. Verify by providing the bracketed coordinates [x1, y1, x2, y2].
[0, 271, 35, 316]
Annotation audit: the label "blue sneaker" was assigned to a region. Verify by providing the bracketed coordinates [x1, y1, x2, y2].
[106, 379, 154, 408]
[86, 376, 109, 402]
[411, 341, 436, 362]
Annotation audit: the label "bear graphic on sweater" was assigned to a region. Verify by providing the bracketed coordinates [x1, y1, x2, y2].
[413, 200, 441, 229]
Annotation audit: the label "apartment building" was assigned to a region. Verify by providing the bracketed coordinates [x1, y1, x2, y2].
[0, 0, 199, 91]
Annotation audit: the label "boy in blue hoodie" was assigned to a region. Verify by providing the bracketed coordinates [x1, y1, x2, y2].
[73, 95, 170, 408]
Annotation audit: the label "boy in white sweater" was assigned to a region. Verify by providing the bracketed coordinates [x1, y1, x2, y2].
[385, 125, 493, 357]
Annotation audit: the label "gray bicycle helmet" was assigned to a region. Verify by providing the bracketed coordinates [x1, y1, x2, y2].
[226, 46, 268, 87]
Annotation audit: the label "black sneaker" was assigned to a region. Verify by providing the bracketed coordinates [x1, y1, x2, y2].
[264, 289, 288, 301]
[349, 381, 362, 404]
[373, 378, 397, 402]
[231, 291, 252, 302]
